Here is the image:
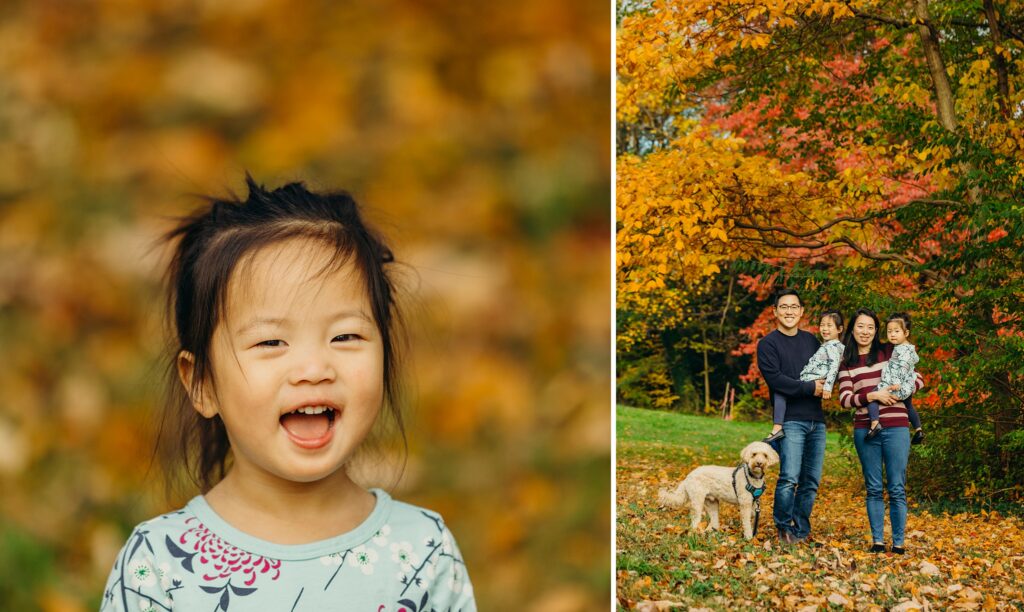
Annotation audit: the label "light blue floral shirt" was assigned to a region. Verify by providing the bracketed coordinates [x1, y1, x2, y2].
[798, 339, 844, 393]
[878, 342, 920, 401]
[101, 489, 475, 612]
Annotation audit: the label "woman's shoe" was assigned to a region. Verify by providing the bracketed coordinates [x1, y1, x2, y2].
[891, 545, 906, 554]
[763, 430, 786, 443]
[869, 543, 886, 553]
[911, 429, 924, 445]
[866, 422, 883, 440]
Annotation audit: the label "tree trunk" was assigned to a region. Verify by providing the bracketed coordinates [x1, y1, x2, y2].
[991, 372, 1023, 477]
[913, 0, 957, 132]
[702, 327, 710, 413]
[983, 0, 1011, 117]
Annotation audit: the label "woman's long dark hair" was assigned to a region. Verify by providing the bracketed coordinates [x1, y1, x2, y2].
[156, 175, 406, 496]
[842, 308, 882, 368]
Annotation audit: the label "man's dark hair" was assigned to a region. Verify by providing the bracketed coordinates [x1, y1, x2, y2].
[774, 288, 801, 307]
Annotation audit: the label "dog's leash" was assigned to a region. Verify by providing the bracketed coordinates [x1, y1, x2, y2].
[733, 463, 766, 537]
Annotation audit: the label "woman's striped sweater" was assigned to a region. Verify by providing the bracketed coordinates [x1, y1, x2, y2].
[837, 345, 924, 429]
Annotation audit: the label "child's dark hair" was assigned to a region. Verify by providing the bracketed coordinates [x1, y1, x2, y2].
[774, 287, 801, 307]
[886, 312, 912, 332]
[820, 310, 844, 331]
[842, 307, 882, 367]
[157, 176, 405, 494]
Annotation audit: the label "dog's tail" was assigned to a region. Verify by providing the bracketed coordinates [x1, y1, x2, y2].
[657, 485, 689, 509]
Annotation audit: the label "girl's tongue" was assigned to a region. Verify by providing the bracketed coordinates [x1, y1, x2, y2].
[280, 412, 332, 439]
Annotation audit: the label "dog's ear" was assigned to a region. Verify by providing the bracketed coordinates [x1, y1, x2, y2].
[765, 445, 780, 467]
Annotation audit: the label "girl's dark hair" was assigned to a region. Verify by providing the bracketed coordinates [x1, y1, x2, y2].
[157, 176, 405, 494]
[886, 312, 912, 332]
[820, 310, 844, 332]
[842, 307, 882, 367]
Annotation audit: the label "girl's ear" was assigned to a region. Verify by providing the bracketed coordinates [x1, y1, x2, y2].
[177, 350, 218, 418]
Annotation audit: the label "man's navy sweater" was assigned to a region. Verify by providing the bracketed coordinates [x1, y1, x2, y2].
[756, 329, 825, 422]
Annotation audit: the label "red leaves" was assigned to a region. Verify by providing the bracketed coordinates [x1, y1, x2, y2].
[986, 227, 1008, 243]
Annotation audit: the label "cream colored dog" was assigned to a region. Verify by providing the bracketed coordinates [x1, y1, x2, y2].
[658, 441, 780, 540]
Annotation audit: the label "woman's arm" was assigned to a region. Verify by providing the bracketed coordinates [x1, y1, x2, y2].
[839, 361, 898, 407]
[837, 367, 860, 408]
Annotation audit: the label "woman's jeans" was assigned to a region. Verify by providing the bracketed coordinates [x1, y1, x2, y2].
[773, 420, 826, 540]
[853, 426, 910, 545]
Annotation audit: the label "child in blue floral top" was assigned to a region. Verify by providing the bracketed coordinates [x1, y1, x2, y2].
[865, 312, 924, 444]
[101, 178, 475, 611]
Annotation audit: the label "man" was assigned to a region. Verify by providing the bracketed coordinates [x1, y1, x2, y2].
[756, 288, 825, 545]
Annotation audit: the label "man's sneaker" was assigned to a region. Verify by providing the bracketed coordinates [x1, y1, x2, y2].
[869, 543, 886, 553]
[891, 545, 906, 554]
[911, 429, 924, 445]
[763, 430, 786, 444]
[866, 422, 882, 440]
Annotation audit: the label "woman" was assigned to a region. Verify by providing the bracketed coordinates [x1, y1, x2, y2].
[837, 308, 923, 554]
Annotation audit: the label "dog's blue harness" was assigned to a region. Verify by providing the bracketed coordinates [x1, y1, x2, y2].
[733, 463, 765, 537]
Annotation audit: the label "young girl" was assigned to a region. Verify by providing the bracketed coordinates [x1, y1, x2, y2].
[101, 178, 476, 611]
[865, 312, 924, 444]
[764, 310, 844, 443]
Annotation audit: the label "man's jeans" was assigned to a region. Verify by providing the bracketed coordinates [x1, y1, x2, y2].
[773, 420, 826, 540]
[853, 426, 910, 546]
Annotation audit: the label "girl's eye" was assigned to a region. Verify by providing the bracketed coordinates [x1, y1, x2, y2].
[256, 339, 284, 348]
[333, 334, 361, 342]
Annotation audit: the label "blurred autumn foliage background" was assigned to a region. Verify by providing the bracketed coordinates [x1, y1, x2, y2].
[0, 1, 611, 610]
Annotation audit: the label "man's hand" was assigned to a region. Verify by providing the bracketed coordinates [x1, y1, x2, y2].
[813, 379, 824, 397]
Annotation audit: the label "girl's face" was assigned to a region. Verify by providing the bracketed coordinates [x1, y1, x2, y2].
[887, 321, 909, 345]
[818, 316, 840, 341]
[852, 315, 877, 351]
[185, 238, 384, 486]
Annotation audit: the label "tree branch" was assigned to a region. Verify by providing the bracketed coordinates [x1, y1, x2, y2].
[731, 202, 917, 239]
[843, 0, 1021, 37]
[844, 2, 913, 28]
[731, 230, 945, 282]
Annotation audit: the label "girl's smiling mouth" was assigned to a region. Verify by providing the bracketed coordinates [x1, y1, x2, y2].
[280, 404, 338, 449]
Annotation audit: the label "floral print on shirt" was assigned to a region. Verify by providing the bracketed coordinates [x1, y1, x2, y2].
[101, 495, 475, 612]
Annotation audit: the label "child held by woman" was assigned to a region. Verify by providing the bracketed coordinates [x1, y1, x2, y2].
[865, 312, 924, 444]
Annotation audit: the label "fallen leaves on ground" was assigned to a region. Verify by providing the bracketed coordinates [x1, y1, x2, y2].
[617, 453, 1024, 610]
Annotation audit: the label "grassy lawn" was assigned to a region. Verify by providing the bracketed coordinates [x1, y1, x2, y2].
[617, 405, 853, 469]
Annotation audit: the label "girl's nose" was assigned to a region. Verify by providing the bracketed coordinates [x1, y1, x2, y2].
[289, 349, 336, 385]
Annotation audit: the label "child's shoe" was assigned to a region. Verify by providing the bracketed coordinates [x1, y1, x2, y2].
[763, 430, 785, 443]
[911, 429, 924, 445]
[866, 422, 882, 440]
